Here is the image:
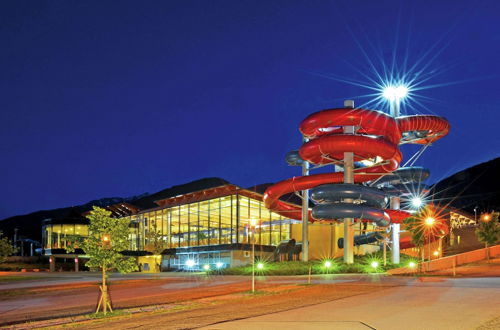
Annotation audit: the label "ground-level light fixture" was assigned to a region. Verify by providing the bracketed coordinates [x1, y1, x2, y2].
[257, 262, 264, 270]
[370, 261, 379, 269]
[216, 262, 224, 269]
[324, 260, 332, 268]
[482, 214, 491, 222]
[203, 264, 210, 271]
[408, 261, 417, 269]
[185, 259, 195, 268]
[433, 251, 439, 257]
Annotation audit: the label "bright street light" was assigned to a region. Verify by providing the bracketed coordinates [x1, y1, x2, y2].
[411, 197, 423, 208]
[383, 85, 409, 101]
[425, 217, 435, 226]
[383, 84, 409, 117]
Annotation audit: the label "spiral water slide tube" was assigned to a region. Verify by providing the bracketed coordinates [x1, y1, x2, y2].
[263, 107, 450, 249]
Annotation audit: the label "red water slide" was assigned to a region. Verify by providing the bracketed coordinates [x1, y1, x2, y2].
[263, 107, 450, 236]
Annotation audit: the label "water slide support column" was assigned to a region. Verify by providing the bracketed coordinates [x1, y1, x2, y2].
[391, 197, 401, 264]
[301, 137, 310, 262]
[343, 100, 355, 264]
[390, 96, 401, 265]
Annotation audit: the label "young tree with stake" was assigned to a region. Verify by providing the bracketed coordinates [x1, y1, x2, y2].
[66, 206, 137, 314]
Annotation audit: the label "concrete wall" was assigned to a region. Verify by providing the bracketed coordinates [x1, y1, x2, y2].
[291, 222, 381, 260]
[138, 255, 161, 273]
[389, 244, 500, 275]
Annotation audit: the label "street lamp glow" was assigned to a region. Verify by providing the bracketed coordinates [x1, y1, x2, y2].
[370, 261, 379, 268]
[411, 197, 423, 208]
[257, 262, 264, 270]
[424, 217, 435, 226]
[185, 259, 195, 268]
[482, 214, 491, 222]
[383, 85, 409, 101]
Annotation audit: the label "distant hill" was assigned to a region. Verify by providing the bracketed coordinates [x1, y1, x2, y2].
[0, 177, 230, 242]
[1, 159, 499, 244]
[0, 195, 147, 243]
[432, 157, 500, 214]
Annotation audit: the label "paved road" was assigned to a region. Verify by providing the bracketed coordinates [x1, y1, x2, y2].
[202, 277, 500, 330]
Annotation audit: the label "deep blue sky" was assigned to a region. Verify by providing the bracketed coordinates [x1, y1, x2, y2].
[1, 0, 499, 219]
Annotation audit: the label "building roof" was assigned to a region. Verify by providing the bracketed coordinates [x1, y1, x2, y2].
[103, 177, 304, 217]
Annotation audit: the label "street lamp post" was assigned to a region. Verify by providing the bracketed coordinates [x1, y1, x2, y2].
[424, 217, 435, 272]
[249, 218, 258, 293]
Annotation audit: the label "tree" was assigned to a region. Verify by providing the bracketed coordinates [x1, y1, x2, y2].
[66, 206, 137, 314]
[144, 220, 168, 255]
[403, 216, 426, 266]
[0, 231, 17, 263]
[144, 221, 168, 272]
[475, 212, 500, 261]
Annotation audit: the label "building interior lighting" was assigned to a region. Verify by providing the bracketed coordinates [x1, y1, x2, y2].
[185, 259, 195, 268]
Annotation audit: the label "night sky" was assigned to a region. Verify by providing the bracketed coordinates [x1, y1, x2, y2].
[1, 0, 500, 219]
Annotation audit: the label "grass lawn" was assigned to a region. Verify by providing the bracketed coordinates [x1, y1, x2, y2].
[210, 252, 419, 276]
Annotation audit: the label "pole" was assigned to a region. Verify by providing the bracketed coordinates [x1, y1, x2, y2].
[389, 98, 400, 118]
[252, 229, 255, 293]
[389, 95, 401, 265]
[343, 100, 355, 264]
[428, 231, 431, 272]
[390, 197, 401, 264]
[301, 137, 310, 262]
[383, 233, 387, 266]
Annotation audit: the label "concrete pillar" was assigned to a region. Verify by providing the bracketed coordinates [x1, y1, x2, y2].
[390, 196, 401, 264]
[343, 121, 355, 264]
[49, 255, 55, 272]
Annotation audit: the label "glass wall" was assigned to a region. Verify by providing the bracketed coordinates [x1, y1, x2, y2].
[133, 193, 291, 251]
[42, 223, 89, 249]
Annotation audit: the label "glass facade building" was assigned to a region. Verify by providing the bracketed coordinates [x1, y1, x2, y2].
[42, 217, 89, 253]
[126, 193, 293, 252]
